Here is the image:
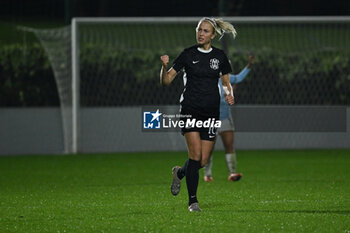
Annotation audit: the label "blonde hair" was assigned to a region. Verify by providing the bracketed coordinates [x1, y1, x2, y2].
[197, 17, 237, 40]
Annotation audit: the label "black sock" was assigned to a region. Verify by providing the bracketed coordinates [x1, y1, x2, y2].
[186, 159, 201, 206]
[177, 159, 189, 180]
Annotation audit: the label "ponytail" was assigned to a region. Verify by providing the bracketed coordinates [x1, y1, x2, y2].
[198, 17, 237, 40]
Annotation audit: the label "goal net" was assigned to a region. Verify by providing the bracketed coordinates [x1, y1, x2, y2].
[30, 17, 350, 153]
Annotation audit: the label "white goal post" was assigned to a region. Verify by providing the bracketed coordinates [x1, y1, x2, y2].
[69, 16, 350, 154]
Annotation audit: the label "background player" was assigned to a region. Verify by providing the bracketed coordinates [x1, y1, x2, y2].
[204, 55, 254, 182]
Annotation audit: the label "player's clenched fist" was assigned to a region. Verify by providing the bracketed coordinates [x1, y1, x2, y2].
[160, 55, 169, 66]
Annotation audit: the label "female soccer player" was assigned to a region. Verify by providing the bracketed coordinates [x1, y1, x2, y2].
[203, 55, 254, 183]
[160, 17, 236, 212]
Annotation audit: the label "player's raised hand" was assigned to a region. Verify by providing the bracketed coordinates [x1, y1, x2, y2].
[225, 95, 235, 105]
[160, 55, 177, 86]
[160, 55, 169, 66]
[247, 55, 254, 68]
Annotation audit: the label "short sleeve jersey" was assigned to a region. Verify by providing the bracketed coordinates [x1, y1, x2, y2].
[172, 45, 232, 118]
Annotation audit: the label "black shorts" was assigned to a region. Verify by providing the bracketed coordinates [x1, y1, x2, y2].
[180, 108, 218, 141]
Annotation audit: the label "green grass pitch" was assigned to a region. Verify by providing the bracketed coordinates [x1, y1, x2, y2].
[0, 149, 349, 232]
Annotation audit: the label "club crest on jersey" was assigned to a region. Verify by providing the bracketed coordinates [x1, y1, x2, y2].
[210, 58, 220, 70]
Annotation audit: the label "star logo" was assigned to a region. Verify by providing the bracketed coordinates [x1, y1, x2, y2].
[143, 109, 162, 129]
[150, 109, 162, 122]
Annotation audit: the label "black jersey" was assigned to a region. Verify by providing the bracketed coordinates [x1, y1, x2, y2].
[172, 45, 232, 117]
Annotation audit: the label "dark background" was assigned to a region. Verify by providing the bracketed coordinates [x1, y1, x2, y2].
[0, 0, 349, 24]
[0, 0, 349, 107]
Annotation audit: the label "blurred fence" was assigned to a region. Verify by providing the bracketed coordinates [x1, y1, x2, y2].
[1, 17, 350, 155]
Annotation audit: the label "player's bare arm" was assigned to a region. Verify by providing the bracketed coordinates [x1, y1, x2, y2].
[221, 74, 234, 105]
[160, 55, 177, 86]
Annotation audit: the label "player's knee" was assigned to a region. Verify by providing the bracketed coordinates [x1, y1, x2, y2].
[188, 150, 201, 161]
